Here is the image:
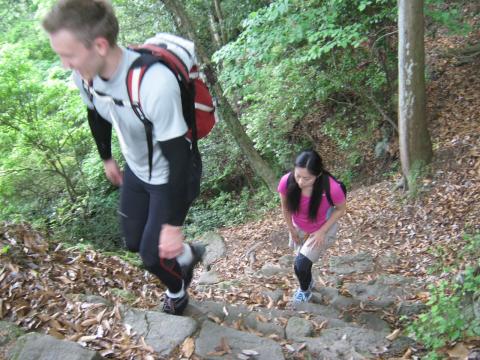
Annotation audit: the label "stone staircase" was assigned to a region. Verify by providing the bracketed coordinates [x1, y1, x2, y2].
[1, 234, 425, 359]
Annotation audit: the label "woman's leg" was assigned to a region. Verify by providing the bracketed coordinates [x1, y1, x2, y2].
[294, 253, 313, 291]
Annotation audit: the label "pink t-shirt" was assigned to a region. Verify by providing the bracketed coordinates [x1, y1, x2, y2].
[277, 172, 346, 233]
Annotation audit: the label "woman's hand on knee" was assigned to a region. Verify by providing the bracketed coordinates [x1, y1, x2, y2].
[311, 230, 326, 248]
[289, 228, 301, 244]
[158, 224, 184, 259]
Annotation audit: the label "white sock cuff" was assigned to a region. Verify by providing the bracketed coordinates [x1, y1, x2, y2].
[166, 282, 185, 298]
[176, 243, 193, 266]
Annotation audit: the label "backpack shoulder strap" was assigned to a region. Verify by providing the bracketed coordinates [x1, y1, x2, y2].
[126, 54, 160, 181]
[323, 171, 346, 207]
[125, 49, 196, 181]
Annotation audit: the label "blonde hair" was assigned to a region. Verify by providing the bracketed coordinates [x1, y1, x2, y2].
[42, 0, 119, 47]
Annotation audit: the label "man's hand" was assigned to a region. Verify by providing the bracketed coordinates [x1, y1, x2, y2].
[103, 158, 123, 186]
[158, 224, 184, 259]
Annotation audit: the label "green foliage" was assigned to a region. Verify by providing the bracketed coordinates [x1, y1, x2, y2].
[113, 0, 175, 44]
[0, 22, 122, 250]
[425, 0, 473, 35]
[185, 185, 278, 238]
[0, 44, 91, 221]
[214, 0, 398, 168]
[1, 245, 10, 255]
[408, 232, 480, 357]
[110, 288, 137, 304]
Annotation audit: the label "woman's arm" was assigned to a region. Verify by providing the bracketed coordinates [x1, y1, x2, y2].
[311, 201, 347, 246]
[280, 193, 301, 244]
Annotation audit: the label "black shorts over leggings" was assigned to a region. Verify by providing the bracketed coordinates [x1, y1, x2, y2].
[119, 165, 190, 293]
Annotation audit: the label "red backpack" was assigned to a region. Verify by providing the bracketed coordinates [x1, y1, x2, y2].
[127, 33, 216, 179]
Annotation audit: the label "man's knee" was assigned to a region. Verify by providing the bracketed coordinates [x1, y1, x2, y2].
[120, 216, 145, 253]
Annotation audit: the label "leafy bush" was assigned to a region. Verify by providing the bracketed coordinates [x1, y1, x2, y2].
[214, 0, 398, 170]
[184, 185, 278, 238]
[408, 232, 480, 358]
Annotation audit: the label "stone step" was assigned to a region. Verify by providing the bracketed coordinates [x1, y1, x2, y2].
[195, 320, 284, 360]
[8, 332, 104, 360]
[121, 306, 197, 357]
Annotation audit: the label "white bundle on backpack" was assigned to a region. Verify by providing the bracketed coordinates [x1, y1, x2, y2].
[144, 33, 197, 72]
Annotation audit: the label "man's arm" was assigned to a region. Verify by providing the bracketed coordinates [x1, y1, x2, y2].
[157, 136, 191, 259]
[87, 108, 123, 185]
[87, 108, 112, 160]
[158, 136, 191, 226]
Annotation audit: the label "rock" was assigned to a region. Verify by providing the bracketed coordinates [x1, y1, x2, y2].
[292, 302, 341, 319]
[356, 313, 391, 333]
[260, 263, 286, 277]
[384, 336, 417, 358]
[301, 326, 391, 359]
[197, 232, 226, 267]
[195, 320, 284, 359]
[78, 294, 112, 306]
[310, 315, 357, 329]
[315, 287, 361, 310]
[396, 302, 428, 316]
[245, 313, 285, 338]
[266, 229, 290, 249]
[315, 287, 340, 300]
[215, 279, 242, 291]
[262, 289, 284, 304]
[183, 300, 227, 324]
[375, 139, 389, 158]
[8, 332, 104, 360]
[278, 254, 295, 268]
[377, 251, 400, 268]
[122, 307, 197, 356]
[329, 252, 375, 274]
[197, 270, 220, 285]
[347, 275, 416, 306]
[286, 317, 313, 340]
[0, 321, 25, 346]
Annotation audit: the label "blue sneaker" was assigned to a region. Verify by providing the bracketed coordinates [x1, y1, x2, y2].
[293, 289, 312, 304]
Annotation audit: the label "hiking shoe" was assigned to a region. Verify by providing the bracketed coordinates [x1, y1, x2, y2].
[181, 243, 206, 289]
[162, 292, 189, 315]
[293, 289, 312, 304]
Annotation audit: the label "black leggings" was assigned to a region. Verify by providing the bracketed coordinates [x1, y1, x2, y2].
[294, 253, 313, 291]
[119, 165, 190, 293]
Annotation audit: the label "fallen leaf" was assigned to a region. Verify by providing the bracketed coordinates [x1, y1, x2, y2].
[386, 329, 401, 341]
[285, 344, 295, 352]
[78, 335, 97, 343]
[242, 349, 259, 356]
[181, 337, 195, 358]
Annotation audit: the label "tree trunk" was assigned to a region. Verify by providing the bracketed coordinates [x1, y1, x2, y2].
[160, 0, 278, 192]
[398, 0, 433, 186]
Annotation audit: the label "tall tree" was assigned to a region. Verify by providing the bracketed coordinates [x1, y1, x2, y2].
[398, 0, 433, 186]
[159, 0, 278, 192]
